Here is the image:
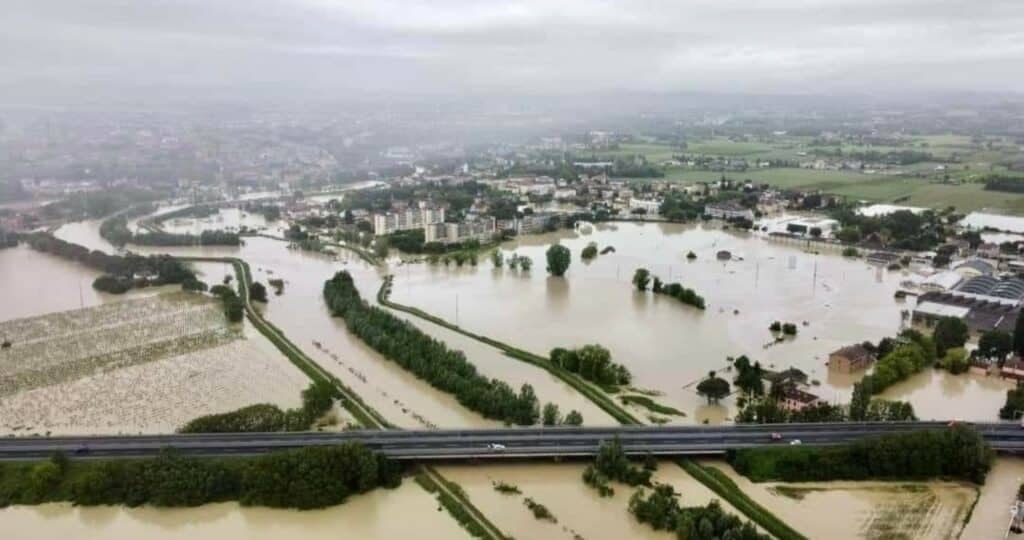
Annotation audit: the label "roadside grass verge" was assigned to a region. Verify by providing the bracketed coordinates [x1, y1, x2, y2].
[415, 468, 509, 540]
[678, 460, 808, 540]
[619, 395, 686, 417]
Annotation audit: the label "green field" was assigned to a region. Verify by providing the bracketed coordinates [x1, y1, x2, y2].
[597, 134, 1023, 214]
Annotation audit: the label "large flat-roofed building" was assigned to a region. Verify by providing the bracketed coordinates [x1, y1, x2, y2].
[912, 291, 1020, 335]
[960, 212, 1024, 234]
[424, 217, 496, 245]
[704, 201, 754, 221]
[920, 271, 963, 292]
[956, 275, 1024, 300]
[372, 206, 445, 235]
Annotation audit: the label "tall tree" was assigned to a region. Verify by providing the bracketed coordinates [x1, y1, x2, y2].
[1014, 309, 1024, 356]
[932, 317, 968, 357]
[978, 330, 1013, 365]
[546, 244, 571, 277]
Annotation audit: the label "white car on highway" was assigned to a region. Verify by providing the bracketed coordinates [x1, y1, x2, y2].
[486, 443, 506, 451]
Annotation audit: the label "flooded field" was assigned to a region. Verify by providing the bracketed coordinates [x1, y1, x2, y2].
[0, 291, 309, 435]
[389, 221, 1009, 422]
[0, 245, 122, 321]
[700, 460, 978, 539]
[160, 207, 283, 236]
[440, 461, 751, 540]
[0, 479, 468, 540]
[122, 235, 619, 429]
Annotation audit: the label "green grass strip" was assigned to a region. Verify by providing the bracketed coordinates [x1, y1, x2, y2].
[677, 459, 807, 540]
[415, 468, 508, 540]
[619, 395, 686, 417]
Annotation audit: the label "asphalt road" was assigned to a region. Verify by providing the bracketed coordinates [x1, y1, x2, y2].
[1, 422, 1020, 461]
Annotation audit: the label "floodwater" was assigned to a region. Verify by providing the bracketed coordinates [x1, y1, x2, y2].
[0, 245, 133, 322]
[118, 235, 611, 429]
[700, 460, 977, 539]
[961, 457, 1024, 539]
[439, 461, 753, 540]
[0, 479, 469, 540]
[389, 221, 1009, 422]
[160, 207, 283, 236]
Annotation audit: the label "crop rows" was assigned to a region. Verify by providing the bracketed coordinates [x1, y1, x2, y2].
[0, 293, 238, 396]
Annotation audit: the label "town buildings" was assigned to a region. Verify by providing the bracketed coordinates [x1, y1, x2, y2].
[828, 344, 877, 373]
[372, 205, 445, 235]
[704, 201, 754, 221]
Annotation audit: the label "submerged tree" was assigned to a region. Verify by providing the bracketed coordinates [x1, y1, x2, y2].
[546, 244, 571, 277]
[696, 371, 730, 404]
[632, 268, 651, 291]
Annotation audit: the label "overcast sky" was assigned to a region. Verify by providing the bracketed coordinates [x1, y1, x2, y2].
[3, 0, 1023, 104]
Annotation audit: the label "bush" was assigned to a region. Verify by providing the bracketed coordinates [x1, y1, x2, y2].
[550, 345, 632, 386]
[581, 242, 598, 260]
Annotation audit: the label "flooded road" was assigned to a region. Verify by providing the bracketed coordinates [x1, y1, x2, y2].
[0, 480, 469, 540]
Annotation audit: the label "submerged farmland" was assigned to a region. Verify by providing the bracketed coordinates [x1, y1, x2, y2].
[0, 292, 309, 435]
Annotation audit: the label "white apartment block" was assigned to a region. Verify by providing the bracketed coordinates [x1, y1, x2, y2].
[372, 206, 445, 235]
[629, 198, 662, 214]
[424, 217, 497, 245]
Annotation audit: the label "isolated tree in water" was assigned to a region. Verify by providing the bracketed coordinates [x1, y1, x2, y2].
[632, 268, 651, 291]
[697, 371, 730, 404]
[546, 244, 571, 277]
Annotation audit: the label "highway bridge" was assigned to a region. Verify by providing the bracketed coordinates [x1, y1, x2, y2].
[1, 422, 1021, 461]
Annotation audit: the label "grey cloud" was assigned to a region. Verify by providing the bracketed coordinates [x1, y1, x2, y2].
[1, 0, 1022, 103]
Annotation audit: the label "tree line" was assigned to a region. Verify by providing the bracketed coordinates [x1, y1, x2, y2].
[0, 444, 401, 510]
[19, 233, 196, 294]
[324, 271, 557, 425]
[729, 425, 992, 484]
[179, 381, 338, 433]
[633, 268, 706, 310]
[630, 485, 767, 540]
[101, 215, 240, 247]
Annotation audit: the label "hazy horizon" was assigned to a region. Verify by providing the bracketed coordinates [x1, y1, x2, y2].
[3, 0, 1024, 107]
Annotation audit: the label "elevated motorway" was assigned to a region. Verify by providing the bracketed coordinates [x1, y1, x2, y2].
[1, 422, 1020, 461]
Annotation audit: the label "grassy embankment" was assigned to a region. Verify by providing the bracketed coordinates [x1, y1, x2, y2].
[377, 276, 807, 540]
[181, 256, 505, 540]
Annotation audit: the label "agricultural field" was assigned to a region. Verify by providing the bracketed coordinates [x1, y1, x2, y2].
[699, 460, 977, 540]
[0, 292, 310, 435]
[590, 132, 1023, 213]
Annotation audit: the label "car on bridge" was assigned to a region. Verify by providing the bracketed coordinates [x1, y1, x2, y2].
[486, 443, 506, 451]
